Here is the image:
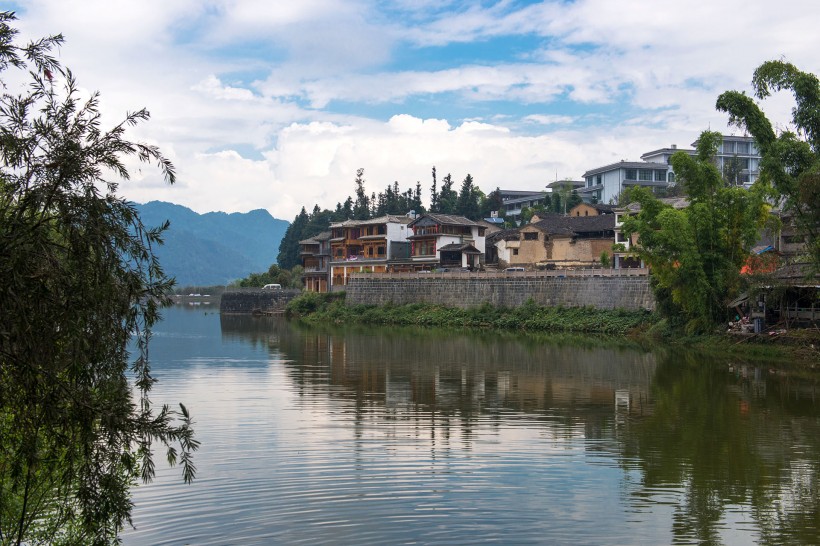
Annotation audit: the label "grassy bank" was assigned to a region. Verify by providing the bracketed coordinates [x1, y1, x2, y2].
[285, 292, 820, 367]
[286, 291, 655, 336]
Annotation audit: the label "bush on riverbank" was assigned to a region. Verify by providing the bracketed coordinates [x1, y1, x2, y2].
[286, 292, 654, 336]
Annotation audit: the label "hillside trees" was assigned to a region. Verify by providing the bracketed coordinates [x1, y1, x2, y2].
[0, 12, 197, 544]
[621, 131, 769, 332]
[716, 60, 820, 274]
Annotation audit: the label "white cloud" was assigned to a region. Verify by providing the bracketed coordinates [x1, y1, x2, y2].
[7, 0, 820, 222]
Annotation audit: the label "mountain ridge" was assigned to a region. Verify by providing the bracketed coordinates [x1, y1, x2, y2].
[133, 201, 290, 286]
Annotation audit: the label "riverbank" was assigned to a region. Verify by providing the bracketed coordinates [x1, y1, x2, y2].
[285, 292, 820, 366]
[287, 292, 654, 336]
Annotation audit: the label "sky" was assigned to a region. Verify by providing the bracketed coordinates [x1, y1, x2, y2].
[8, 0, 820, 220]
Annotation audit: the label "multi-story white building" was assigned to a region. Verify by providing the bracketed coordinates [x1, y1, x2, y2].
[580, 135, 762, 204]
[579, 161, 674, 204]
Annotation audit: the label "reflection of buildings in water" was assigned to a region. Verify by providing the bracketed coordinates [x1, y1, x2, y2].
[269, 321, 658, 424]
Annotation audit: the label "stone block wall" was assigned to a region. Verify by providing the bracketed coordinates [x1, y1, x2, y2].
[346, 275, 655, 311]
[220, 289, 300, 314]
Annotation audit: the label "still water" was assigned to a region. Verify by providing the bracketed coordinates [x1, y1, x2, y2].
[123, 305, 820, 545]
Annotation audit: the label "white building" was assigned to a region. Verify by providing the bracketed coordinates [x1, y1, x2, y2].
[580, 135, 762, 204]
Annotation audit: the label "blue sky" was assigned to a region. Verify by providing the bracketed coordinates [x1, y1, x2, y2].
[8, 0, 820, 219]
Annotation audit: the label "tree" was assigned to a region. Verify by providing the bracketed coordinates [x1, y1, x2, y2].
[438, 173, 457, 214]
[0, 12, 197, 544]
[479, 187, 503, 219]
[716, 60, 820, 275]
[429, 166, 439, 212]
[456, 173, 480, 219]
[554, 180, 576, 214]
[621, 131, 770, 332]
[277, 206, 309, 269]
[352, 168, 370, 220]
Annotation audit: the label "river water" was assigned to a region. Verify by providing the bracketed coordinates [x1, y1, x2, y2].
[122, 305, 820, 545]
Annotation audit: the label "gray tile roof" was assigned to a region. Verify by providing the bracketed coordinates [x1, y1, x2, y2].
[408, 213, 480, 227]
[529, 213, 616, 235]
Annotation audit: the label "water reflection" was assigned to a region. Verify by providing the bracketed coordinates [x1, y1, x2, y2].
[124, 308, 819, 545]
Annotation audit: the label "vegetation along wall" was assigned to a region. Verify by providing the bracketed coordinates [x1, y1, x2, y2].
[346, 275, 656, 311]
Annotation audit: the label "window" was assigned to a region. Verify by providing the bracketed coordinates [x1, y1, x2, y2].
[523, 232, 538, 240]
[723, 141, 735, 154]
[639, 170, 653, 181]
[655, 170, 667, 181]
[414, 239, 436, 256]
[587, 177, 594, 188]
[736, 141, 750, 154]
[377, 246, 385, 256]
[624, 169, 637, 180]
[513, 249, 519, 256]
[596, 174, 602, 185]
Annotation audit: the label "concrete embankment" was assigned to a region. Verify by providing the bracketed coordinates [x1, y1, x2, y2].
[220, 288, 300, 314]
[345, 273, 655, 311]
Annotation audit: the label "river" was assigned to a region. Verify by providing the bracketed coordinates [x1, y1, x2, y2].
[122, 304, 820, 545]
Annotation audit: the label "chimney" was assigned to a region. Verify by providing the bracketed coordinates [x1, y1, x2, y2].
[671, 144, 677, 149]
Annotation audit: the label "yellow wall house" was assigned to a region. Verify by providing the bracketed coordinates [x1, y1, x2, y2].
[497, 213, 616, 269]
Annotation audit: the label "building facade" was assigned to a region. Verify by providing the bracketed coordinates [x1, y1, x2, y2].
[300, 231, 332, 292]
[407, 213, 487, 269]
[328, 215, 412, 289]
[581, 135, 762, 204]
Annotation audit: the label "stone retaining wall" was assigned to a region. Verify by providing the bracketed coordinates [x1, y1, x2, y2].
[220, 289, 300, 314]
[346, 275, 655, 311]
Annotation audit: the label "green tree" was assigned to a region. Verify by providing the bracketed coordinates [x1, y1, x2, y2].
[429, 166, 439, 212]
[0, 13, 197, 544]
[276, 206, 309, 269]
[621, 131, 769, 332]
[479, 187, 503, 219]
[352, 168, 370, 220]
[716, 60, 820, 274]
[233, 264, 303, 289]
[456, 173, 480, 219]
[555, 180, 575, 214]
[438, 173, 457, 214]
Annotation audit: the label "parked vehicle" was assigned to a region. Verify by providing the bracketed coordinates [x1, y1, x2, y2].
[504, 267, 525, 272]
[262, 284, 282, 290]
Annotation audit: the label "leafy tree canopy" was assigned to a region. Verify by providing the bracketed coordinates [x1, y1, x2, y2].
[716, 60, 820, 275]
[621, 131, 770, 332]
[0, 12, 197, 544]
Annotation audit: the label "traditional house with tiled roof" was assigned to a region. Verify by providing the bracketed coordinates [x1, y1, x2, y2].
[300, 231, 332, 292]
[328, 215, 413, 288]
[497, 214, 616, 269]
[407, 213, 487, 270]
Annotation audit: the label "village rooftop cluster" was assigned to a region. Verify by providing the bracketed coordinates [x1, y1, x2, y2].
[298, 133, 802, 293]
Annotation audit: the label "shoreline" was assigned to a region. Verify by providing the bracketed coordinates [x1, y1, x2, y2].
[285, 292, 820, 368]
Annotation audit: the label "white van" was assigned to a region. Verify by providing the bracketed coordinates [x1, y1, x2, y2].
[262, 283, 282, 290]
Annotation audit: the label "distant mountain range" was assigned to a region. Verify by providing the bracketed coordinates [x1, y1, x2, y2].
[133, 201, 290, 287]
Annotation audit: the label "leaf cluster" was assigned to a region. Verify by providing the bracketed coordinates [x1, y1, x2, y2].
[0, 12, 196, 544]
[717, 60, 820, 275]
